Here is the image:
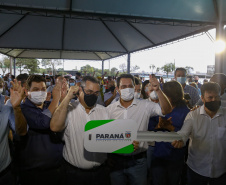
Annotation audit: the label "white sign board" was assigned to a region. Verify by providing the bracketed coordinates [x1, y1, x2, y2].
[84, 119, 138, 153]
[84, 119, 182, 154]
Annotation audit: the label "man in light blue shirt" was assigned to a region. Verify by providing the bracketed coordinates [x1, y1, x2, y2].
[0, 96, 14, 185]
[174, 68, 200, 107]
[0, 79, 27, 185]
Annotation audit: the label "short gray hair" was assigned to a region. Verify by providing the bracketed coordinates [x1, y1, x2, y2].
[80, 76, 99, 87]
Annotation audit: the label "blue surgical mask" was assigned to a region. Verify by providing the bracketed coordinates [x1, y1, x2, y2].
[177, 77, 186, 84]
[70, 83, 75, 86]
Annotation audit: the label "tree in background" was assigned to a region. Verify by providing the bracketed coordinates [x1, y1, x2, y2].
[156, 67, 160, 73]
[41, 59, 51, 69]
[185, 66, 194, 75]
[149, 64, 156, 74]
[161, 63, 175, 78]
[22, 59, 40, 74]
[57, 68, 67, 75]
[16, 58, 40, 74]
[119, 63, 140, 73]
[16, 58, 26, 74]
[0, 57, 10, 75]
[119, 63, 127, 73]
[110, 67, 118, 76]
[41, 59, 62, 75]
[130, 65, 140, 72]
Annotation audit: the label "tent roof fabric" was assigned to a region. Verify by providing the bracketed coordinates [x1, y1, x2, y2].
[0, 0, 222, 60]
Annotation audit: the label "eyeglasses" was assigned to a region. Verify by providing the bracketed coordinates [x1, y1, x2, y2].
[81, 86, 100, 96]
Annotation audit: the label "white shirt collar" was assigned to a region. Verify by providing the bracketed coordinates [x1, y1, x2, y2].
[116, 98, 138, 108]
[200, 105, 223, 118]
[78, 102, 96, 115]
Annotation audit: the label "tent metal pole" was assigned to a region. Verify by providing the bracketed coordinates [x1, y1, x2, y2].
[215, 23, 224, 73]
[102, 60, 104, 75]
[10, 57, 13, 74]
[214, 0, 224, 73]
[14, 58, 16, 76]
[127, 53, 130, 74]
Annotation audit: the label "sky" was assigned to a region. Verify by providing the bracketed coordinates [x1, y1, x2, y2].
[62, 28, 216, 74]
[0, 28, 217, 74]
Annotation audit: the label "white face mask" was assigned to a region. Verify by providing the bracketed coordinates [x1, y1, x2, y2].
[150, 91, 158, 100]
[0, 88, 3, 94]
[177, 77, 186, 84]
[120, 88, 134, 101]
[134, 92, 141, 99]
[28, 91, 47, 105]
[145, 87, 149, 93]
[46, 82, 51, 86]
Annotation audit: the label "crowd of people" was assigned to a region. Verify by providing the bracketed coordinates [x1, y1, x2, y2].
[0, 68, 226, 185]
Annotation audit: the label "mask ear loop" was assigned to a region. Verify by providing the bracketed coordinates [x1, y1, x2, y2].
[81, 86, 92, 97]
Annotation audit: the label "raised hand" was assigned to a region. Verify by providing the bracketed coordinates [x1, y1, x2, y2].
[46, 92, 51, 101]
[67, 85, 79, 100]
[10, 79, 25, 108]
[52, 80, 62, 100]
[61, 78, 69, 96]
[149, 75, 160, 91]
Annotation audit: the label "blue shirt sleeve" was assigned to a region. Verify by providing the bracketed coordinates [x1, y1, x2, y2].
[21, 103, 52, 130]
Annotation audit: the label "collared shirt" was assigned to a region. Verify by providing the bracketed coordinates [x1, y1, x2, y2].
[63, 100, 108, 169]
[184, 85, 200, 107]
[18, 98, 63, 170]
[178, 106, 226, 178]
[107, 98, 163, 154]
[197, 82, 202, 89]
[0, 95, 13, 172]
[148, 104, 190, 160]
[196, 94, 226, 108]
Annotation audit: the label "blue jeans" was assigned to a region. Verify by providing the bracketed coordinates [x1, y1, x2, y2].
[109, 154, 147, 185]
[187, 167, 226, 185]
[63, 160, 110, 185]
[151, 157, 184, 185]
[147, 146, 155, 171]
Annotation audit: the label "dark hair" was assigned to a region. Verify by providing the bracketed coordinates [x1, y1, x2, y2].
[116, 74, 135, 88]
[81, 76, 99, 87]
[201, 82, 221, 97]
[163, 81, 186, 107]
[26, 75, 46, 89]
[141, 80, 150, 99]
[76, 72, 81, 77]
[134, 77, 142, 85]
[174, 68, 187, 76]
[16, 73, 29, 87]
[11, 75, 15, 80]
[69, 78, 75, 82]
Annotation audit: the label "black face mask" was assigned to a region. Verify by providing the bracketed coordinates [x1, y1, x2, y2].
[109, 86, 115, 92]
[194, 80, 198, 83]
[82, 87, 98, 107]
[205, 101, 221, 112]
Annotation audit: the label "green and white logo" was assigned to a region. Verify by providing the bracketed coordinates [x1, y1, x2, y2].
[84, 119, 138, 153]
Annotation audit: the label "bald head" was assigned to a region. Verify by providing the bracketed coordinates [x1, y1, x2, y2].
[210, 73, 226, 95]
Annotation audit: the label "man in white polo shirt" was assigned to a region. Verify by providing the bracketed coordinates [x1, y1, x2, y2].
[107, 74, 172, 185]
[172, 82, 226, 185]
[50, 76, 110, 185]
